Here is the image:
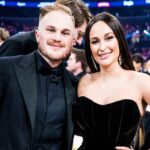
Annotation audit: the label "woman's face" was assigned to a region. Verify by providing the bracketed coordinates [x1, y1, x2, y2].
[89, 21, 120, 68]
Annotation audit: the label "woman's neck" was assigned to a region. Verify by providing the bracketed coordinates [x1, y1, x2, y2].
[99, 63, 124, 80]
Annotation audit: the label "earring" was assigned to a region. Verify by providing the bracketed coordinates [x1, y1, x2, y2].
[91, 56, 98, 70]
[118, 55, 122, 65]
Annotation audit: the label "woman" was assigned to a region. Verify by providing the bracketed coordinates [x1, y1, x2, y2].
[74, 12, 150, 150]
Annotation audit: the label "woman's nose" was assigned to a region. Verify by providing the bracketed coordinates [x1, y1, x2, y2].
[98, 41, 106, 51]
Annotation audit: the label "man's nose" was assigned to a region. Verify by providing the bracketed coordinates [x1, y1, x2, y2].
[53, 33, 62, 41]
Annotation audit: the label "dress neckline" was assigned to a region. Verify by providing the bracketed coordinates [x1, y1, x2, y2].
[78, 96, 141, 115]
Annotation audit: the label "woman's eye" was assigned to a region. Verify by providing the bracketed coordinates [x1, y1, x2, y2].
[106, 36, 114, 40]
[91, 40, 99, 44]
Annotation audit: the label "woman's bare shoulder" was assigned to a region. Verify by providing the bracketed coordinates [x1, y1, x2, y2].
[133, 71, 150, 82]
[78, 73, 91, 88]
[132, 71, 150, 104]
[78, 73, 94, 96]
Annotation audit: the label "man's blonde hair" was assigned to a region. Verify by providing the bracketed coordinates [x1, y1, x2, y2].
[39, 3, 75, 26]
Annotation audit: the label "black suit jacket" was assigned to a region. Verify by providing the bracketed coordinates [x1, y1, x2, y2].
[0, 51, 76, 150]
[0, 30, 37, 56]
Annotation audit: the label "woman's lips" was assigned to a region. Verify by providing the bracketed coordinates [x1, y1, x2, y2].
[100, 52, 111, 60]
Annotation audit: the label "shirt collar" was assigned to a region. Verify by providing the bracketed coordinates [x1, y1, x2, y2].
[36, 51, 63, 76]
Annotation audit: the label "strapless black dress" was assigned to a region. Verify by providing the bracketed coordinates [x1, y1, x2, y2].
[74, 96, 141, 150]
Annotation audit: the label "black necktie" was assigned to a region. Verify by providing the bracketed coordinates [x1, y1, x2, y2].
[39, 65, 62, 83]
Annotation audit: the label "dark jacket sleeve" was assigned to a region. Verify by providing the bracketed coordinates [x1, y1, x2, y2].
[0, 39, 23, 56]
[0, 30, 38, 57]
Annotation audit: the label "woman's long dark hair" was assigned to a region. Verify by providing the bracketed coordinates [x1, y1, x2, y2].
[85, 12, 135, 73]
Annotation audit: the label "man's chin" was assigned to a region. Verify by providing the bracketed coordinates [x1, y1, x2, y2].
[49, 55, 68, 62]
[45, 51, 71, 61]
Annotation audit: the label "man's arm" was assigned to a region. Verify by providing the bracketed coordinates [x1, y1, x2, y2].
[0, 39, 22, 56]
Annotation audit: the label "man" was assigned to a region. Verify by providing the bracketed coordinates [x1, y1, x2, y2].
[0, 0, 92, 56]
[66, 48, 88, 79]
[0, 4, 76, 150]
[56, 0, 92, 47]
[132, 53, 144, 72]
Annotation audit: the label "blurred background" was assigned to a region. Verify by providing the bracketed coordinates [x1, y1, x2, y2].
[0, 0, 150, 59]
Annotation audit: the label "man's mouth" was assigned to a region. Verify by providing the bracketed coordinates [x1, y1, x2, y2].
[47, 40, 65, 48]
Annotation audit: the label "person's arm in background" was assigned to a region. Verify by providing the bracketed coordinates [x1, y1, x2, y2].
[0, 38, 23, 56]
[0, 30, 37, 57]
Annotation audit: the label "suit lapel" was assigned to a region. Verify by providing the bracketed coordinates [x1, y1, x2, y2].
[63, 69, 76, 150]
[14, 52, 37, 132]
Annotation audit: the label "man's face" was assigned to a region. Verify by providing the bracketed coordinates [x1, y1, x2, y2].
[133, 61, 142, 72]
[75, 20, 87, 46]
[35, 10, 75, 66]
[66, 53, 78, 72]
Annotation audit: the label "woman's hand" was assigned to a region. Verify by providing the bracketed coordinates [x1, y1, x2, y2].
[115, 146, 134, 150]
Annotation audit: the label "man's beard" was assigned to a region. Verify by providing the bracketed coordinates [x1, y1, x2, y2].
[39, 49, 71, 65]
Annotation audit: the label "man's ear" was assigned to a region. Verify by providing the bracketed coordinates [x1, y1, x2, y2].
[72, 31, 77, 46]
[77, 61, 82, 68]
[35, 28, 39, 42]
[72, 40, 76, 46]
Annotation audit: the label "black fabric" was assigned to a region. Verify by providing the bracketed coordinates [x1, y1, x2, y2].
[76, 72, 86, 80]
[0, 30, 37, 56]
[32, 52, 66, 150]
[0, 51, 76, 150]
[36, 51, 63, 83]
[74, 97, 141, 150]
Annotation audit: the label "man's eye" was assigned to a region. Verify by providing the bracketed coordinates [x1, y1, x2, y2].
[62, 32, 70, 36]
[47, 28, 55, 32]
